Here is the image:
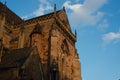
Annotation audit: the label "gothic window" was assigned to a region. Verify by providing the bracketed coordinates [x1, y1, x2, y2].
[61, 39, 69, 55]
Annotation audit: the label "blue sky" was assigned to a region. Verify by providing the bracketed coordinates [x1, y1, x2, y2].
[1, 0, 120, 80]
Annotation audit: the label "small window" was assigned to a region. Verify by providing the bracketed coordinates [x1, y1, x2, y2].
[61, 39, 69, 55]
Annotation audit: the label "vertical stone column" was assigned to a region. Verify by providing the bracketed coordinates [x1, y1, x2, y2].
[0, 7, 5, 62]
[0, 12, 5, 39]
[18, 27, 25, 48]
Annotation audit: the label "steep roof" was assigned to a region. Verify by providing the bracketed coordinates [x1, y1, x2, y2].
[22, 9, 62, 25]
[0, 46, 35, 69]
[0, 2, 23, 25]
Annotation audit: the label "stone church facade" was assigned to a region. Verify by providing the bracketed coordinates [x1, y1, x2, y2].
[0, 2, 82, 80]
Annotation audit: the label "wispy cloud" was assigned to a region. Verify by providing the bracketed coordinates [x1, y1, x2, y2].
[98, 19, 109, 31]
[22, 0, 107, 25]
[22, 0, 52, 19]
[63, 0, 107, 27]
[21, 14, 34, 20]
[33, 0, 52, 16]
[102, 32, 120, 44]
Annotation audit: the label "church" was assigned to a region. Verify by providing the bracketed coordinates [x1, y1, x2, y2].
[0, 2, 82, 80]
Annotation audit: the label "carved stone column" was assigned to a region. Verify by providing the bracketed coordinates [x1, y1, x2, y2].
[18, 26, 25, 48]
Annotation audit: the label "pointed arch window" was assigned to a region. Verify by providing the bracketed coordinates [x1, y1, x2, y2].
[61, 39, 69, 55]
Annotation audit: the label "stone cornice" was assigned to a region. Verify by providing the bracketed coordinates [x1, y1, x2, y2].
[54, 16, 76, 43]
[17, 13, 54, 27]
[10, 13, 54, 32]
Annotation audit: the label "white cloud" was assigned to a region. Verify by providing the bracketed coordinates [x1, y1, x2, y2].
[21, 0, 52, 19]
[98, 19, 109, 31]
[21, 14, 33, 20]
[63, 0, 107, 27]
[33, 0, 52, 16]
[21, 15, 28, 20]
[102, 32, 120, 44]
